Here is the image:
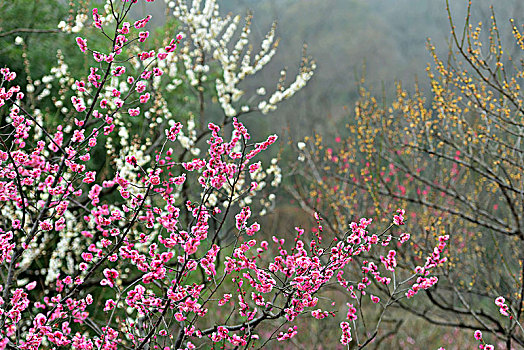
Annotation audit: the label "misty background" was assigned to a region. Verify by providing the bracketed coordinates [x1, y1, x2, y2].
[136, 0, 523, 138]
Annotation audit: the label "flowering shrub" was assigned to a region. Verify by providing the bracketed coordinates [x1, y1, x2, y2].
[288, 1, 524, 347]
[439, 297, 524, 350]
[0, 1, 455, 348]
[4, 0, 521, 348]
[2, 55, 443, 348]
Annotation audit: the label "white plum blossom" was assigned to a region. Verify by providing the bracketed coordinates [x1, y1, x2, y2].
[169, 0, 315, 119]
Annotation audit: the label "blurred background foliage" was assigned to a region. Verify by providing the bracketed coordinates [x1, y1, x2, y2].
[3, 0, 521, 135]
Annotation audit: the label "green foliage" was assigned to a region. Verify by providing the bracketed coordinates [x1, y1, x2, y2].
[0, 0, 69, 82]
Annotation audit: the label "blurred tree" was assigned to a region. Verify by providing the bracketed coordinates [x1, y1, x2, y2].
[293, 1, 524, 348]
[1, 0, 69, 84]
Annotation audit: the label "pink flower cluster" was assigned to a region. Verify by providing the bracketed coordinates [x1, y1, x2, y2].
[393, 208, 405, 225]
[494, 296, 510, 317]
[406, 235, 449, 298]
[0, 0, 455, 348]
[439, 330, 494, 350]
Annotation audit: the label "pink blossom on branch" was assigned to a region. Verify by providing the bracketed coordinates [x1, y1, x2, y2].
[75, 37, 87, 53]
[0, 1, 454, 349]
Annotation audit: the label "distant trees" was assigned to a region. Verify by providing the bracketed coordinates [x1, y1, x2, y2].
[295, 1, 524, 347]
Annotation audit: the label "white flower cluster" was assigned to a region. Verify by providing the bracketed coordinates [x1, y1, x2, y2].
[58, 13, 88, 34]
[297, 141, 307, 162]
[44, 211, 83, 284]
[204, 157, 280, 216]
[258, 64, 316, 114]
[267, 158, 282, 187]
[169, 0, 315, 118]
[57, 0, 114, 33]
[170, 0, 223, 87]
[175, 115, 200, 156]
[172, 0, 222, 51]
[248, 158, 281, 189]
[99, 0, 118, 26]
[7, 181, 84, 286]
